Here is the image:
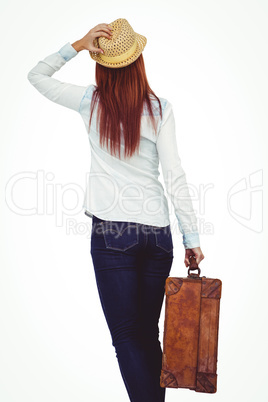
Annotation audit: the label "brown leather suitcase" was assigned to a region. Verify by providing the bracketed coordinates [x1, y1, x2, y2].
[160, 255, 222, 393]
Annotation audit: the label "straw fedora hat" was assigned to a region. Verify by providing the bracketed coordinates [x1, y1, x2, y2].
[90, 18, 147, 68]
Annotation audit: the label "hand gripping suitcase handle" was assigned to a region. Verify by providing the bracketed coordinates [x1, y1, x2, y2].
[187, 255, 201, 278]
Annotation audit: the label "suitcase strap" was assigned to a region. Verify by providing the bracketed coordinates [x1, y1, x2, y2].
[187, 255, 201, 279]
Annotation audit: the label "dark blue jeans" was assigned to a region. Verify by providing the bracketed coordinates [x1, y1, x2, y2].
[90, 215, 174, 402]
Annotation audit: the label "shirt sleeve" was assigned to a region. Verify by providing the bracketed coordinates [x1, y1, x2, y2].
[156, 100, 200, 249]
[27, 42, 88, 113]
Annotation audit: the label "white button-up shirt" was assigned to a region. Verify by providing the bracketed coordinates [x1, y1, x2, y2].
[27, 42, 200, 249]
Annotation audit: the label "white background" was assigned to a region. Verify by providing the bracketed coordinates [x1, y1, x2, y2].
[1, 0, 267, 401]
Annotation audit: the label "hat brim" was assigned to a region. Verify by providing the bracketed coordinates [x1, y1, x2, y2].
[89, 32, 147, 69]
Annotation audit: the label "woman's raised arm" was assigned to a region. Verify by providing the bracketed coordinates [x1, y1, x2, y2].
[27, 42, 88, 113]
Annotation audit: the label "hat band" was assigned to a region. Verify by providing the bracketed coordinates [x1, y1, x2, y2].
[99, 39, 137, 64]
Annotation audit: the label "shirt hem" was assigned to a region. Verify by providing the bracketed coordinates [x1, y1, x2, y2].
[83, 208, 171, 228]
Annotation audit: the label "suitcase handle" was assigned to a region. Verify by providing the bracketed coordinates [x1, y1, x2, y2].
[187, 255, 201, 278]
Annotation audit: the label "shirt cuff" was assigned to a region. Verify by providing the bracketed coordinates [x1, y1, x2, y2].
[182, 232, 200, 249]
[58, 42, 78, 61]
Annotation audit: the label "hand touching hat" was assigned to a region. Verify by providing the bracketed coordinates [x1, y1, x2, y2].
[76, 18, 147, 68]
[78, 23, 113, 54]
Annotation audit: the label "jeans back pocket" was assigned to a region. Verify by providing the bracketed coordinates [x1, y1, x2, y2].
[102, 221, 139, 251]
[154, 225, 173, 253]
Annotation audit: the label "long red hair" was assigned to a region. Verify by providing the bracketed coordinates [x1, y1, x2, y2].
[89, 53, 163, 159]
